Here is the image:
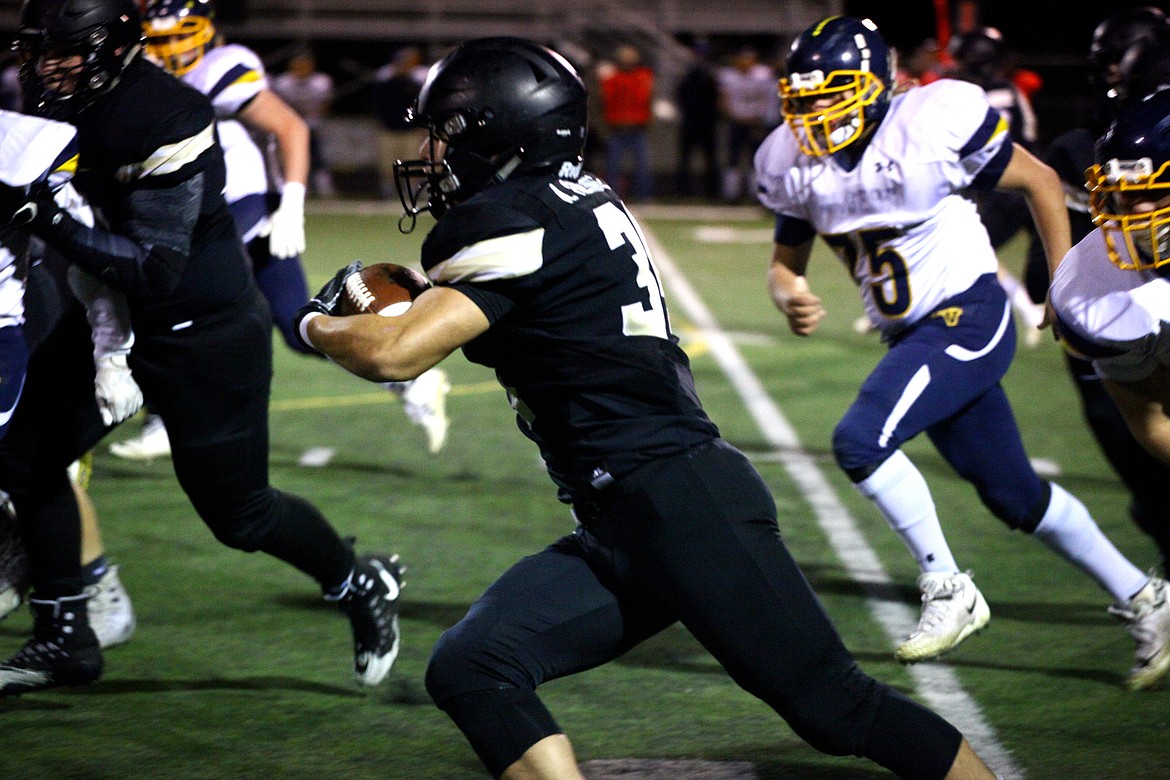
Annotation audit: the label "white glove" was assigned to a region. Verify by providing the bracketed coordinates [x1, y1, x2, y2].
[94, 353, 144, 426]
[263, 182, 307, 259]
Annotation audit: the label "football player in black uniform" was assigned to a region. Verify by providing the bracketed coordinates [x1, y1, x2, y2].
[296, 37, 994, 780]
[1022, 7, 1170, 573]
[0, 0, 403, 696]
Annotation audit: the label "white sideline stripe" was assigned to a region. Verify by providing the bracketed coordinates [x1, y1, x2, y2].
[638, 221, 1023, 780]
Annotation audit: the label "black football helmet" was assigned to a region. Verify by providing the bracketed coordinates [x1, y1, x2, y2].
[142, 0, 216, 76]
[1114, 24, 1170, 106]
[393, 36, 587, 228]
[14, 0, 144, 119]
[1089, 7, 1170, 100]
[779, 16, 894, 157]
[1087, 87, 1170, 270]
[948, 26, 1006, 83]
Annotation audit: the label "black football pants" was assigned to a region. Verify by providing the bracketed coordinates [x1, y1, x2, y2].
[0, 289, 353, 598]
[425, 439, 962, 778]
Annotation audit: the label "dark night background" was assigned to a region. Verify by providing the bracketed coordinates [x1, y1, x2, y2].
[167, 1, 1170, 144]
[844, 0, 1170, 141]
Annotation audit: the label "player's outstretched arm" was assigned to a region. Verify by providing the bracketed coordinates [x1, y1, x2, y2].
[998, 142, 1072, 283]
[944, 737, 996, 779]
[768, 239, 824, 336]
[240, 89, 311, 259]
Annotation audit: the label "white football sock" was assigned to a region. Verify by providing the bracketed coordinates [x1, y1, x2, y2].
[854, 450, 959, 574]
[1032, 483, 1149, 602]
[997, 266, 1044, 328]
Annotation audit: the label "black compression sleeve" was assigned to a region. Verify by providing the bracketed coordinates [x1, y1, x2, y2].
[27, 203, 181, 296]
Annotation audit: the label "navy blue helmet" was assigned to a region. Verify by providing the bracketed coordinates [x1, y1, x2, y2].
[393, 36, 588, 227]
[142, 0, 218, 76]
[780, 16, 894, 157]
[1114, 23, 1170, 106]
[1087, 87, 1170, 269]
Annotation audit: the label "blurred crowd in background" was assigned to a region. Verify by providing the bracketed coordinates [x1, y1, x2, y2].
[0, 1, 1142, 201]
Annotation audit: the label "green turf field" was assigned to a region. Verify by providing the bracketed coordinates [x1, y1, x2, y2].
[2, 205, 1166, 779]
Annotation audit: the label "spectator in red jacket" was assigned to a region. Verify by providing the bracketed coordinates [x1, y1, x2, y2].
[599, 44, 654, 201]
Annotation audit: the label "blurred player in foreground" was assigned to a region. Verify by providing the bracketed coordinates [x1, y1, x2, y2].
[1049, 86, 1170, 688]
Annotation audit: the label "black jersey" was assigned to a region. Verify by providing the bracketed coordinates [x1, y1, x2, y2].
[65, 57, 253, 330]
[421, 170, 720, 498]
[1042, 127, 1097, 244]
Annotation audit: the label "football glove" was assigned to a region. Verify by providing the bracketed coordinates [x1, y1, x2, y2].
[94, 353, 144, 427]
[294, 260, 363, 353]
[261, 182, 307, 259]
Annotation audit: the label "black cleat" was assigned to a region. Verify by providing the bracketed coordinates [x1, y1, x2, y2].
[0, 594, 103, 697]
[341, 554, 404, 687]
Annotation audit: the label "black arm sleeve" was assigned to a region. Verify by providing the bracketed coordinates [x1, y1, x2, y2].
[28, 175, 204, 298]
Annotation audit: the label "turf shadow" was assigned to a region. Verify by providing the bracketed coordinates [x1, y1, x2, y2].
[861, 647, 1122, 686]
[70, 675, 365, 698]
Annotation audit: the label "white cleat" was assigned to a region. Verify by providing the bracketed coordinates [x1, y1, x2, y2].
[85, 565, 136, 649]
[0, 496, 28, 622]
[1109, 575, 1170, 691]
[399, 369, 451, 455]
[0, 584, 22, 622]
[896, 571, 991, 664]
[109, 414, 171, 461]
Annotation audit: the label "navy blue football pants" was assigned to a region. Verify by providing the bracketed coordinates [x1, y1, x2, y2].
[232, 192, 316, 357]
[425, 439, 962, 778]
[0, 325, 28, 441]
[834, 274, 1048, 528]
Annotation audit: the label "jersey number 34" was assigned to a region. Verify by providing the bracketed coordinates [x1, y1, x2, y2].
[593, 201, 670, 340]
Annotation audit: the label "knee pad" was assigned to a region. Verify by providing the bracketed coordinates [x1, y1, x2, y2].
[427, 627, 560, 779]
[977, 478, 1049, 532]
[426, 620, 530, 705]
[832, 417, 888, 477]
[770, 649, 877, 758]
[432, 687, 561, 779]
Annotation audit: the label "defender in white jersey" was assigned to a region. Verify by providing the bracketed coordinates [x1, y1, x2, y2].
[138, 0, 450, 457]
[0, 110, 139, 646]
[757, 16, 1169, 690]
[0, 109, 144, 434]
[1050, 87, 1170, 689]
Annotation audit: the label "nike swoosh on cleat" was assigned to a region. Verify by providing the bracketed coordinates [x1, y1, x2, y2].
[966, 592, 978, 614]
[371, 561, 400, 601]
[0, 667, 50, 688]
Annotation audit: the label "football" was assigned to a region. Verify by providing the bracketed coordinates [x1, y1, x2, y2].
[338, 262, 431, 317]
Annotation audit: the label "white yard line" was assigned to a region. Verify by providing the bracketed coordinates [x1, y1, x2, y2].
[639, 220, 1023, 780]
